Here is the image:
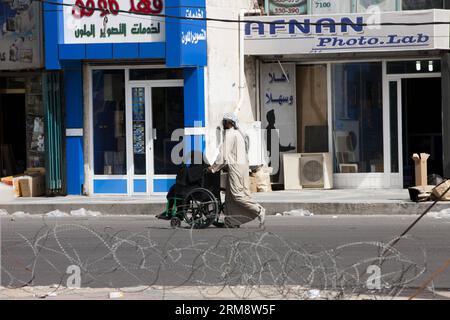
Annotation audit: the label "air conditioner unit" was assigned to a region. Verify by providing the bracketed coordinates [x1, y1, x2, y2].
[240, 121, 265, 167]
[283, 153, 333, 190]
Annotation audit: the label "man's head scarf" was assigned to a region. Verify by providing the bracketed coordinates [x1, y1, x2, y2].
[223, 112, 239, 128]
[222, 112, 250, 154]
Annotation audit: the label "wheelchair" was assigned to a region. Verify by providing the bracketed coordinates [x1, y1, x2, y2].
[164, 169, 226, 229]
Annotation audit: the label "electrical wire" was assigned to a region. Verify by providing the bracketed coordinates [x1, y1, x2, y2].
[35, 0, 450, 27]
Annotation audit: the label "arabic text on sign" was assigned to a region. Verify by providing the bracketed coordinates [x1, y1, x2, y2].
[75, 24, 96, 38]
[98, 0, 119, 17]
[130, 0, 164, 15]
[72, 0, 119, 18]
[269, 72, 290, 83]
[266, 93, 294, 106]
[185, 9, 204, 19]
[72, 0, 95, 18]
[99, 23, 127, 37]
[71, 0, 164, 18]
[181, 29, 206, 45]
[130, 22, 161, 34]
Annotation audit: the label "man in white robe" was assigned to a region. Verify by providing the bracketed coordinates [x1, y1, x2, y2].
[209, 113, 266, 229]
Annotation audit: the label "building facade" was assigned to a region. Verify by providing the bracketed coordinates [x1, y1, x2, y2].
[0, 1, 62, 195]
[43, 0, 260, 196]
[244, 0, 450, 189]
[39, 0, 450, 195]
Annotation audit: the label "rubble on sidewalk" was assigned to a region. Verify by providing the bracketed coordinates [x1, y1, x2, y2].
[429, 208, 450, 219]
[280, 209, 314, 217]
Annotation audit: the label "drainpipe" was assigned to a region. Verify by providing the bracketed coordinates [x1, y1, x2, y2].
[256, 58, 260, 121]
[235, 8, 261, 115]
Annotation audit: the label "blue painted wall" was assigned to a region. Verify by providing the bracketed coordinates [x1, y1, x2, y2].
[94, 180, 128, 194]
[184, 67, 206, 127]
[134, 180, 147, 193]
[66, 137, 84, 195]
[154, 179, 177, 193]
[63, 61, 84, 195]
[43, 1, 62, 70]
[63, 62, 83, 128]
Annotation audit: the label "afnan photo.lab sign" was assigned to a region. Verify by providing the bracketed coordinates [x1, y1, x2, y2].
[63, 0, 165, 44]
[245, 10, 450, 55]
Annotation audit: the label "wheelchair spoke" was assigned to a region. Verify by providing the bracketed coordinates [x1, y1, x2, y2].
[181, 188, 219, 229]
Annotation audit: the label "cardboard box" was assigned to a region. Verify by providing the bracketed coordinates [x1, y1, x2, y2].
[412, 153, 430, 187]
[432, 180, 450, 201]
[1, 176, 14, 186]
[254, 167, 272, 193]
[12, 176, 24, 197]
[18, 174, 45, 197]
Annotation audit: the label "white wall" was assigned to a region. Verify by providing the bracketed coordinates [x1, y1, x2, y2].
[204, 0, 259, 164]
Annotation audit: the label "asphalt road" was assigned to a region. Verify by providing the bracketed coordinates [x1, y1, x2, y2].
[1, 215, 450, 298]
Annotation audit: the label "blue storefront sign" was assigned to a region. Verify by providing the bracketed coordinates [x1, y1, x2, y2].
[166, 0, 207, 67]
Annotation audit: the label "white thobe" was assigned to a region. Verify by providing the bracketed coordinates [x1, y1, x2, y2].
[211, 128, 263, 227]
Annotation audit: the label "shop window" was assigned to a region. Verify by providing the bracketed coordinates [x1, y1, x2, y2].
[266, 0, 308, 15]
[266, 0, 401, 14]
[129, 69, 183, 81]
[296, 65, 328, 153]
[332, 63, 384, 173]
[356, 0, 397, 12]
[152, 87, 184, 175]
[312, 0, 352, 14]
[387, 60, 441, 74]
[402, 0, 450, 9]
[92, 70, 126, 175]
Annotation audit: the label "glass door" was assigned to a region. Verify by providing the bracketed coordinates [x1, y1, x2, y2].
[150, 85, 184, 177]
[127, 80, 184, 194]
[150, 83, 184, 194]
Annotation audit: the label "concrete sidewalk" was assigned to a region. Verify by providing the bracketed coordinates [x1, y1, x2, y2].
[1, 285, 446, 300]
[1, 189, 450, 216]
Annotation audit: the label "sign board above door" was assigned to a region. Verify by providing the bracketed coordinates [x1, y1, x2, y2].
[245, 9, 450, 55]
[62, 0, 165, 44]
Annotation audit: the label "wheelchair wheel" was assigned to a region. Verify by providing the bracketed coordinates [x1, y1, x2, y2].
[213, 201, 226, 228]
[170, 217, 181, 229]
[182, 188, 218, 229]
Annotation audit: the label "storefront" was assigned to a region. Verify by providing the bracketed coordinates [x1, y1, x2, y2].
[44, 0, 207, 195]
[0, 1, 59, 196]
[245, 10, 450, 188]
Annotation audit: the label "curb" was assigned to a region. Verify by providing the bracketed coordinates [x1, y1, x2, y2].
[2, 201, 450, 216]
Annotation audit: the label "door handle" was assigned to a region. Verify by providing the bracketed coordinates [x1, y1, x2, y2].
[152, 129, 157, 140]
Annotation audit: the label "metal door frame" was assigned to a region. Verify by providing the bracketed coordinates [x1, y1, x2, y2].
[126, 79, 184, 195]
[386, 72, 441, 188]
[87, 65, 184, 196]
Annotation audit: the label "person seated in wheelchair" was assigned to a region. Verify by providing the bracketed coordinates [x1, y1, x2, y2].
[156, 151, 208, 220]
